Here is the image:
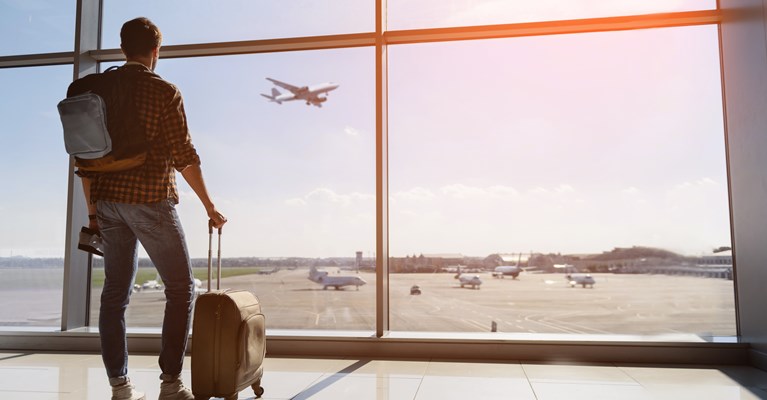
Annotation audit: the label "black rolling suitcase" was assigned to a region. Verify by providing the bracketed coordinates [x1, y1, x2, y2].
[191, 222, 266, 400]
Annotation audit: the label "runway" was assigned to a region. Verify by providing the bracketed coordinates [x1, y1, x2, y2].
[109, 268, 736, 336]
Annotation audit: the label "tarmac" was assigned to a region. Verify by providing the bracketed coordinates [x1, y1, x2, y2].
[107, 268, 736, 337]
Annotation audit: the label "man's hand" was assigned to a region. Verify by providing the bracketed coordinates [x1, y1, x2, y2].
[207, 207, 227, 229]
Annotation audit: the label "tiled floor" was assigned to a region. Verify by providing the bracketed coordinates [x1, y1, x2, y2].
[1, 352, 766, 399]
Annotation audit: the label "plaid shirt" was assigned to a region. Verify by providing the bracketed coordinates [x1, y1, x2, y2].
[78, 62, 200, 204]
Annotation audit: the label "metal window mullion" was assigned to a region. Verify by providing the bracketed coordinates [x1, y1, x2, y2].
[375, 0, 390, 338]
[385, 9, 721, 45]
[0, 52, 75, 69]
[89, 33, 377, 62]
[61, 0, 102, 332]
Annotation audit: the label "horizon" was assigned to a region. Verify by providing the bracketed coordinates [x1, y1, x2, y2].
[0, 243, 730, 261]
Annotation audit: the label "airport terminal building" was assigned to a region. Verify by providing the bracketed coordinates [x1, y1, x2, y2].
[4, 1, 767, 398]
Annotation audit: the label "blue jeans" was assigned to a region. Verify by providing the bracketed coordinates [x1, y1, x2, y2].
[97, 199, 194, 379]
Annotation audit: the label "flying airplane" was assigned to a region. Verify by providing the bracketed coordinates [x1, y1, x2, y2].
[566, 273, 596, 288]
[492, 265, 521, 279]
[261, 78, 340, 108]
[309, 266, 367, 290]
[454, 267, 482, 289]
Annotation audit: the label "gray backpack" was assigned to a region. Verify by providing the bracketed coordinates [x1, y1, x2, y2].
[58, 92, 112, 159]
[58, 65, 148, 173]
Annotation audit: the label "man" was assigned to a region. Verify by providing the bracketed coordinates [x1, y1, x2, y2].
[78, 17, 226, 400]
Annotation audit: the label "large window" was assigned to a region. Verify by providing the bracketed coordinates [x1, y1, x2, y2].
[0, 1, 75, 56]
[388, 25, 734, 337]
[0, 66, 72, 327]
[89, 49, 377, 331]
[1, 2, 734, 342]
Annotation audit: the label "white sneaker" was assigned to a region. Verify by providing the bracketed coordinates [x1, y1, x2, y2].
[158, 374, 195, 400]
[110, 376, 146, 400]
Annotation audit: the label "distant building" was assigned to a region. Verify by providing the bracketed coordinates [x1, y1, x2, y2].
[697, 250, 733, 266]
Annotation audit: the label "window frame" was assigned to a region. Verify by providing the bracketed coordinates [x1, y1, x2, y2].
[0, 2, 739, 362]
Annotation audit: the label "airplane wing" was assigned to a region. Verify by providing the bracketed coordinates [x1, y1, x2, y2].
[308, 84, 335, 94]
[266, 78, 301, 93]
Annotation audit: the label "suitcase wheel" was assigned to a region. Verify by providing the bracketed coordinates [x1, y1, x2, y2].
[252, 382, 265, 398]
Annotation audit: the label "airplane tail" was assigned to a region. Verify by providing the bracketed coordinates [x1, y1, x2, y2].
[261, 88, 283, 104]
[308, 266, 326, 283]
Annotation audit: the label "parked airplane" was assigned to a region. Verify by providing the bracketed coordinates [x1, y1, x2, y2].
[566, 273, 596, 288]
[194, 278, 205, 294]
[261, 78, 340, 108]
[492, 265, 521, 279]
[142, 279, 163, 290]
[454, 267, 482, 289]
[133, 276, 163, 292]
[309, 266, 367, 290]
[257, 267, 279, 275]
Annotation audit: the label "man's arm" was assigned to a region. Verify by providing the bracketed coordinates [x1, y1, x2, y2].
[180, 164, 227, 228]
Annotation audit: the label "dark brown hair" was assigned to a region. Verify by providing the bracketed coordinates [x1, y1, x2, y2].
[120, 17, 162, 57]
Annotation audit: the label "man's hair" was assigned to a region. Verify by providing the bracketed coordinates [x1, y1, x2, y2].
[120, 17, 162, 58]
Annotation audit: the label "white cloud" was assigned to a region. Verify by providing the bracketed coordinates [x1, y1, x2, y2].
[440, 184, 519, 199]
[554, 184, 575, 194]
[622, 187, 640, 195]
[306, 188, 352, 205]
[488, 185, 519, 197]
[696, 177, 717, 186]
[286, 188, 374, 207]
[344, 126, 360, 136]
[285, 198, 307, 207]
[673, 177, 719, 192]
[394, 187, 436, 202]
[441, 184, 487, 199]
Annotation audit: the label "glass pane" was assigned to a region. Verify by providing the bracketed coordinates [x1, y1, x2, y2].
[389, 25, 734, 339]
[388, 0, 717, 30]
[102, 1, 374, 49]
[90, 48, 376, 332]
[0, 65, 72, 327]
[0, 1, 76, 56]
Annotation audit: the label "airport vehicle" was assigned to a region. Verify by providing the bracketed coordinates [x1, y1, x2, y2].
[261, 78, 340, 108]
[492, 265, 521, 279]
[410, 285, 422, 295]
[566, 273, 596, 288]
[309, 266, 367, 290]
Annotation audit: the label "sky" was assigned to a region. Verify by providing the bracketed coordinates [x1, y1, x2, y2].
[0, 1, 729, 259]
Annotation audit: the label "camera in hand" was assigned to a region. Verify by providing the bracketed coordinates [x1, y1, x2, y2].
[78, 226, 103, 256]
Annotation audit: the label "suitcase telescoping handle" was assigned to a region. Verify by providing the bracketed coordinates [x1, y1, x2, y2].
[207, 220, 222, 292]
